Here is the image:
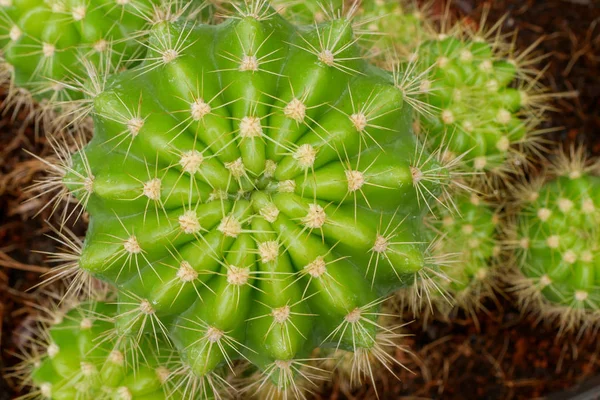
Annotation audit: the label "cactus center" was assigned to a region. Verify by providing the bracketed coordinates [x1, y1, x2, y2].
[239, 54, 259, 72]
[227, 266, 250, 286]
[123, 235, 142, 254]
[284, 98, 307, 122]
[179, 210, 201, 234]
[303, 204, 327, 229]
[177, 261, 198, 282]
[239, 116, 263, 138]
[272, 305, 291, 323]
[258, 240, 280, 263]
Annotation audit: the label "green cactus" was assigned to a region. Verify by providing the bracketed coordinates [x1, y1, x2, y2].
[356, 1, 548, 174]
[0, 0, 209, 106]
[43, 3, 463, 397]
[11, 298, 203, 400]
[509, 148, 600, 333]
[355, 0, 426, 58]
[403, 191, 501, 319]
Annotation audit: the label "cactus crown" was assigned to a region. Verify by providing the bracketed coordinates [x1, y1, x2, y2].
[39, 2, 464, 397]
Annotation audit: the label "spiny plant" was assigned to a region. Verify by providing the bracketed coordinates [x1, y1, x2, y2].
[6, 292, 205, 400]
[354, 0, 426, 59]
[0, 0, 207, 124]
[361, 2, 555, 175]
[269, 0, 343, 24]
[42, 2, 465, 397]
[400, 190, 501, 325]
[507, 147, 600, 335]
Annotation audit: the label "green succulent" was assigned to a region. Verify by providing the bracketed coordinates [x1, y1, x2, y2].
[38, 2, 464, 397]
[17, 299, 202, 400]
[510, 149, 600, 332]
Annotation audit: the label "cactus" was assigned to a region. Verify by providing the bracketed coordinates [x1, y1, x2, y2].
[42, 3, 464, 397]
[0, 0, 212, 124]
[8, 296, 204, 400]
[508, 147, 600, 333]
[401, 191, 501, 322]
[355, 0, 426, 59]
[357, 1, 550, 174]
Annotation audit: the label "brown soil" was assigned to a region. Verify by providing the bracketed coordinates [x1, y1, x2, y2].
[1, 1, 599, 399]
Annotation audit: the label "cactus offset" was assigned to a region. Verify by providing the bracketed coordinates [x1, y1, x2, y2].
[358, 2, 553, 174]
[43, 3, 464, 397]
[0, 0, 211, 124]
[402, 191, 501, 320]
[9, 297, 202, 400]
[508, 148, 600, 333]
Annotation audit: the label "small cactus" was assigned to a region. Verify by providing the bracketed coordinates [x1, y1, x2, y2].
[358, 2, 550, 174]
[44, 3, 462, 397]
[398, 191, 501, 322]
[508, 147, 600, 333]
[0, 0, 208, 120]
[9, 297, 199, 400]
